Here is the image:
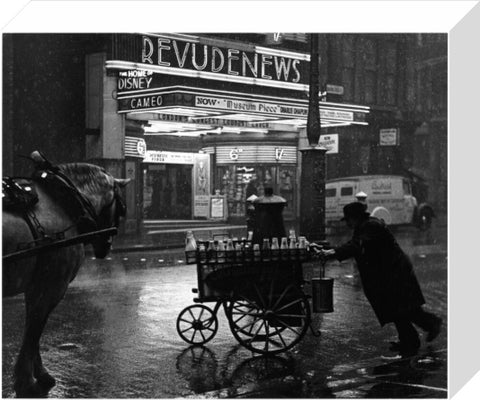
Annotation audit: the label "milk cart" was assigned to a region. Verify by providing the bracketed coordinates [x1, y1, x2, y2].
[177, 239, 332, 355]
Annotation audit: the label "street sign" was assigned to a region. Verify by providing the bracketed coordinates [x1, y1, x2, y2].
[326, 84, 344, 95]
[319, 134, 339, 154]
[379, 128, 400, 146]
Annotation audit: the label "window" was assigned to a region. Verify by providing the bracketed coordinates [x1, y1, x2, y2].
[365, 72, 376, 104]
[342, 69, 354, 101]
[431, 64, 447, 114]
[364, 39, 377, 104]
[364, 39, 377, 71]
[342, 36, 355, 101]
[341, 187, 353, 196]
[384, 44, 397, 105]
[403, 179, 411, 195]
[386, 75, 396, 105]
[342, 36, 355, 68]
[386, 47, 397, 71]
[325, 188, 336, 197]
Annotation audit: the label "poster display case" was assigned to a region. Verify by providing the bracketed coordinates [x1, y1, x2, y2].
[216, 165, 296, 220]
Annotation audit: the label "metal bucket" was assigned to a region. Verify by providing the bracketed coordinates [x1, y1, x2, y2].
[311, 277, 334, 313]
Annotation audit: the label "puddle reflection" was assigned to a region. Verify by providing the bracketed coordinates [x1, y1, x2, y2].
[364, 351, 446, 398]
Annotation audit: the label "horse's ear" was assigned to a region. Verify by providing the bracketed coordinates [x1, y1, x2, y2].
[114, 178, 132, 187]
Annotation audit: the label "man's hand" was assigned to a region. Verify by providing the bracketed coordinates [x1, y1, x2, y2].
[309, 242, 323, 254]
[310, 243, 336, 259]
[321, 249, 336, 258]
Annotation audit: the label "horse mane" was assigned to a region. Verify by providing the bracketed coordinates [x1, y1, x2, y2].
[57, 163, 113, 208]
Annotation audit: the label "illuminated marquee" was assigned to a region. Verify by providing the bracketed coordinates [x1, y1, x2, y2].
[141, 34, 305, 84]
[106, 33, 310, 91]
[195, 95, 354, 121]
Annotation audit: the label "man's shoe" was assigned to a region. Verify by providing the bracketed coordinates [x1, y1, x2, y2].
[426, 317, 442, 342]
[381, 353, 403, 361]
[400, 346, 419, 358]
[389, 341, 401, 352]
[385, 342, 419, 359]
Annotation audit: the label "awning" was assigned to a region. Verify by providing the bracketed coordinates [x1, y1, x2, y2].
[115, 85, 369, 137]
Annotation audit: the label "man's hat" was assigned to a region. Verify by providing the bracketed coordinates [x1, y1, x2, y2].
[341, 202, 370, 221]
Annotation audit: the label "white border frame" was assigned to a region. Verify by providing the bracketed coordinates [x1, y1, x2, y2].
[2, 1, 480, 398]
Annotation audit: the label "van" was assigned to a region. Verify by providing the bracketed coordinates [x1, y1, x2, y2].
[325, 175, 434, 229]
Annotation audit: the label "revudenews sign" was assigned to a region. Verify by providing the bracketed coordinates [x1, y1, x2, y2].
[140, 34, 308, 85]
[108, 33, 310, 93]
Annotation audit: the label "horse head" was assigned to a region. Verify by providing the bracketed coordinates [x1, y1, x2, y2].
[57, 163, 131, 259]
[91, 177, 130, 258]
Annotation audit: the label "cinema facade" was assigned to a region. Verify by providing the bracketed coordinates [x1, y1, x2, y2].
[3, 33, 385, 234]
[98, 33, 368, 227]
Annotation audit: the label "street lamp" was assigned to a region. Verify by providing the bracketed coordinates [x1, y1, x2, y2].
[299, 33, 328, 242]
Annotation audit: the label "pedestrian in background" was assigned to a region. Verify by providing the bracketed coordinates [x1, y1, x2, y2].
[314, 202, 442, 358]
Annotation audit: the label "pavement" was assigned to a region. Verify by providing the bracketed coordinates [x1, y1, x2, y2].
[108, 213, 448, 254]
[78, 214, 448, 398]
[110, 219, 248, 253]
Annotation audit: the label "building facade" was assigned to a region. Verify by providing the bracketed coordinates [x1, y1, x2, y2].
[2, 33, 447, 234]
[315, 33, 447, 211]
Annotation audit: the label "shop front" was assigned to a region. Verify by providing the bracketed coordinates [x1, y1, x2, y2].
[143, 162, 192, 220]
[143, 150, 211, 220]
[125, 135, 211, 221]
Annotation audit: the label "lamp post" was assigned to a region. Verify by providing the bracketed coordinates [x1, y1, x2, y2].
[299, 33, 328, 242]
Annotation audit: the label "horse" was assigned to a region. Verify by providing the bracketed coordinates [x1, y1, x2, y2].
[2, 161, 130, 397]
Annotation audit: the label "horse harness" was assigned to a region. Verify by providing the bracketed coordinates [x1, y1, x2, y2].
[3, 166, 123, 253]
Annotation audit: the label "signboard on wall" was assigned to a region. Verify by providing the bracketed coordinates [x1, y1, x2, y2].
[319, 134, 339, 154]
[215, 145, 297, 164]
[125, 136, 146, 158]
[195, 95, 354, 121]
[193, 154, 211, 218]
[144, 150, 195, 164]
[326, 84, 344, 95]
[194, 195, 210, 218]
[210, 196, 226, 219]
[379, 128, 400, 146]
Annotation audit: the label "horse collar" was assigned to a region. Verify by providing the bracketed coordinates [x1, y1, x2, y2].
[33, 169, 99, 234]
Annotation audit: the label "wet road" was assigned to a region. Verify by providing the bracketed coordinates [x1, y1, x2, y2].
[2, 224, 447, 398]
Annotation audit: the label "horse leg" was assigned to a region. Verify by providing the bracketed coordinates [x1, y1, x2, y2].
[14, 277, 69, 397]
[33, 332, 56, 390]
[14, 301, 49, 397]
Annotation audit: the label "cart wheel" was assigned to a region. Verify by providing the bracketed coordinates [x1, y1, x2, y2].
[177, 304, 218, 345]
[227, 282, 310, 355]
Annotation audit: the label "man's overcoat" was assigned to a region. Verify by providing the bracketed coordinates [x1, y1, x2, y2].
[334, 217, 425, 325]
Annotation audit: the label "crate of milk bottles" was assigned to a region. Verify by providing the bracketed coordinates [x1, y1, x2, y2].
[185, 230, 311, 266]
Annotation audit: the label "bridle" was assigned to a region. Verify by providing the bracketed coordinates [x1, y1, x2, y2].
[90, 182, 127, 258]
[98, 183, 126, 230]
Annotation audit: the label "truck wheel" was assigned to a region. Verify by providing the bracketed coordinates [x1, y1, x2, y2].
[418, 210, 433, 231]
[371, 206, 392, 225]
